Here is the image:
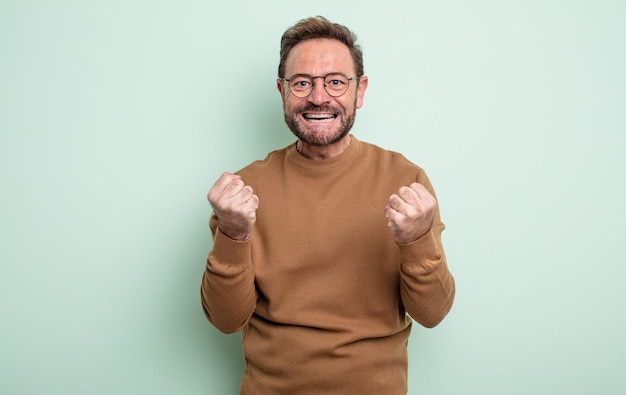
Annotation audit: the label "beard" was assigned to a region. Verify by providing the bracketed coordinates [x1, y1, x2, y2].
[283, 103, 357, 147]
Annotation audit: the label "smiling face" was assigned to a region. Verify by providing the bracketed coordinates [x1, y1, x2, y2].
[277, 38, 368, 151]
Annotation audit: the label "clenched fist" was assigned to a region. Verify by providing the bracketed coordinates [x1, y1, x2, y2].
[207, 172, 259, 241]
[385, 182, 437, 244]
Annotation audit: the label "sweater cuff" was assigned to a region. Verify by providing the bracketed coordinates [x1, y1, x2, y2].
[397, 230, 442, 273]
[210, 227, 252, 268]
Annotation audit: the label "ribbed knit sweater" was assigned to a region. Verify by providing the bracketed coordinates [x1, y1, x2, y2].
[201, 136, 455, 394]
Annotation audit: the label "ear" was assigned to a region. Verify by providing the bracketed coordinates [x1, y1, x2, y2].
[355, 76, 368, 109]
[277, 79, 286, 108]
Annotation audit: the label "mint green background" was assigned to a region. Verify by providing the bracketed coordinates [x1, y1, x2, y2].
[1, 1, 625, 394]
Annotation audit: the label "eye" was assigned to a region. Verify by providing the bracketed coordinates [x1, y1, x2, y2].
[291, 78, 312, 90]
[325, 75, 348, 90]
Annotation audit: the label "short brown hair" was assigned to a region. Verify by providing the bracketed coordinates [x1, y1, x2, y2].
[278, 16, 364, 78]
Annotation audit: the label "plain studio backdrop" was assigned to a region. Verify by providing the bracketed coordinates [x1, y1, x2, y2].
[1, 1, 624, 394]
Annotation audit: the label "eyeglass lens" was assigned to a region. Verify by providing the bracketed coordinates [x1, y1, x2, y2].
[287, 74, 352, 97]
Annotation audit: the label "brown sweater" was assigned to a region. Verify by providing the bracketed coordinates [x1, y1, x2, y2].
[201, 136, 455, 394]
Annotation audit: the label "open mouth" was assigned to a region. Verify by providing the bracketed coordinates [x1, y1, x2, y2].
[302, 112, 337, 123]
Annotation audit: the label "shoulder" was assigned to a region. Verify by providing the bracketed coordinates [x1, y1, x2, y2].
[235, 143, 295, 177]
[356, 138, 438, 193]
[358, 139, 425, 174]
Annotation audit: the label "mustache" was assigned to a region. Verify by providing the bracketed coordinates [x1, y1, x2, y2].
[294, 104, 343, 114]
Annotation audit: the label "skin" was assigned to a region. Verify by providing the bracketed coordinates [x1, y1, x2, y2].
[277, 38, 367, 160]
[208, 38, 436, 243]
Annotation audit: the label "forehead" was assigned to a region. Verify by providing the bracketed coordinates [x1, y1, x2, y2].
[284, 38, 355, 76]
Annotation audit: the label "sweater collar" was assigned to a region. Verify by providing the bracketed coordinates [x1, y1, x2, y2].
[287, 134, 361, 170]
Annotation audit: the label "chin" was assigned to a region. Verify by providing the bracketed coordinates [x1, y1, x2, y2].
[285, 112, 355, 147]
[298, 129, 349, 147]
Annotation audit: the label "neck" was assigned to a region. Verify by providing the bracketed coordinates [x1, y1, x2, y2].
[297, 135, 352, 160]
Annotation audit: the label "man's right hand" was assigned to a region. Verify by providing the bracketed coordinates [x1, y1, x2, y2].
[207, 172, 259, 241]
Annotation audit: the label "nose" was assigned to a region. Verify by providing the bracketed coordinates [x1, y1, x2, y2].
[308, 77, 331, 105]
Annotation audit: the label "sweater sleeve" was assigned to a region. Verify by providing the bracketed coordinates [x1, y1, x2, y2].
[398, 170, 455, 328]
[200, 212, 257, 334]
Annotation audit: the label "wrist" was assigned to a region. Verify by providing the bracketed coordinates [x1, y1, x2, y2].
[217, 225, 250, 241]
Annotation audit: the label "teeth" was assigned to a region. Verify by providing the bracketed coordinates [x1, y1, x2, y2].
[304, 113, 335, 120]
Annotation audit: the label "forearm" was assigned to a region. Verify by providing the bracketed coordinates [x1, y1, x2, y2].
[201, 228, 257, 333]
[399, 225, 455, 328]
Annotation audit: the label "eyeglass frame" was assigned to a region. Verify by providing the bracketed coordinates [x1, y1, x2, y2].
[278, 72, 361, 98]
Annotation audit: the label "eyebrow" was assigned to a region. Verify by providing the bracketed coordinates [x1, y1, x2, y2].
[286, 72, 348, 79]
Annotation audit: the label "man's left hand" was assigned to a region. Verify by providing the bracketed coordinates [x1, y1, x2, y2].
[385, 183, 437, 244]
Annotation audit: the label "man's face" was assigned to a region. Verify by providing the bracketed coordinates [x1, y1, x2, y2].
[277, 38, 368, 147]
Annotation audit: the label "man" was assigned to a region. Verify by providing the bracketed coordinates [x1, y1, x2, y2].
[201, 16, 455, 394]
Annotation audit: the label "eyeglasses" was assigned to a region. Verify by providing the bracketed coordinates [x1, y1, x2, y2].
[279, 73, 359, 98]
